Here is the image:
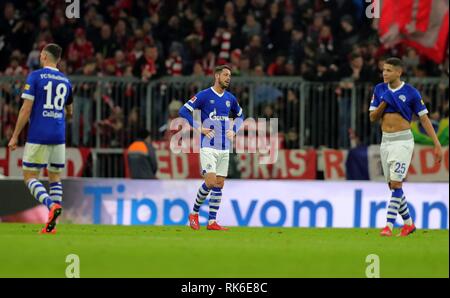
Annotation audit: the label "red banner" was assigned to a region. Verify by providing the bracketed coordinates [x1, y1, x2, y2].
[379, 0, 449, 63]
[322, 149, 348, 180]
[407, 145, 449, 181]
[0, 147, 91, 177]
[156, 150, 201, 179]
[234, 149, 317, 179]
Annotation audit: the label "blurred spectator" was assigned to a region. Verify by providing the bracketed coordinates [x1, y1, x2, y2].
[211, 23, 233, 65]
[192, 61, 205, 77]
[72, 59, 97, 146]
[242, 14, 261, 42]
[165, 44, 183, 76]
[254, 68, 283, 106]
[336, 80, 355, 148]
[4, 50, 28, 76]
[317, 25, 334, 54]
[229, 48, 242, 75]
[26, 42, 44, 71]
[299, 60, 315, 81]
[94, 24, 119, 58]
[125, 106, 141, 142]
[113, 19, 129, 50]
[277, 16, 294, 55]
[337, 14, 359, 58]
[127, 129, 158, 179]
[133, 45, 165, 81]
[67, 28, 94, 71]
[340, 52, 376, 82]
[289, 27, 305, 69]
[244, 34, 264, 69]
[265, 2, 282, 51]
[238, 54, 251, 76]
[97, 105, 124, 147]
[0, 1, 445, 79]
[314, 59, 338, 82]
[113, 50, 127, 75]
[402, 48, 420, 77]
[162, 100, 183, 141]
[308, 13, 324, 44]
[284, 127, 300, 149]
[267, 55, 286, 76]
[412, 104, 449, 146]
[285, 60, 296, 76]
[201, 50, 216, 76]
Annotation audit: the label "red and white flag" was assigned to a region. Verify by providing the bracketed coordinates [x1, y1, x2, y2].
[378, 0, 449, 63]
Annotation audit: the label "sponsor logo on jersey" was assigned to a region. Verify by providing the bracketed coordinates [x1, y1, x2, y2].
[43, 110, 64, 119]
[209, 109, 229, 121]
[399, 95, 406, 102]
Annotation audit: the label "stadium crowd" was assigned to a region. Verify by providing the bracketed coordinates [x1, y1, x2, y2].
[0, 0, 448, 148]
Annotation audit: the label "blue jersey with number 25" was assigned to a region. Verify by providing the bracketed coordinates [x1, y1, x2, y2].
[369, 82, 428, 122]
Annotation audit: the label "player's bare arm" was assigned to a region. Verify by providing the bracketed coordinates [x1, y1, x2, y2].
[226, 130, 235, 140]
[198, 127, 215, 139]
[8, 99, 33, 151]
[369, 101, 388, 122]
[65, 104, 73, 120]
[419, 114, 443, 163]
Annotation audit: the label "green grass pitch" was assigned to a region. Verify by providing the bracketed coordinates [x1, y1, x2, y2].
[0, 223, 447, 278]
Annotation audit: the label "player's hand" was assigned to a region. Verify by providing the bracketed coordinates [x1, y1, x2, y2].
[226, 130, 235, 140]
[434, 145, 442, 164]
[200, 128, 215, 139]
[381, 94, 394, 106]
[8, 136, 18, 151]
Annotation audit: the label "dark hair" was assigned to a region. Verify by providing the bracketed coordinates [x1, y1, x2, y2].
[43, 43, 62, 61]
[214, 65, 231, 74]
[137, 128, 150, 140]
[350, 52, 362, 60]
[385, 57, 404, 69]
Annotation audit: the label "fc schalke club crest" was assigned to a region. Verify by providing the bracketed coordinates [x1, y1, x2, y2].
[226, 100, 231, 107]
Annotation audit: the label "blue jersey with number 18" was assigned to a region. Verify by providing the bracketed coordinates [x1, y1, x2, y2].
[21, 66, 73, 144]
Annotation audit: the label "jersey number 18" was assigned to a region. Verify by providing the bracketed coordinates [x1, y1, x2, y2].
[43, 81, 67, 110]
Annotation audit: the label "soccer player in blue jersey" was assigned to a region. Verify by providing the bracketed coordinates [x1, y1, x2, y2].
[179, 65, 244, 230]
[369, 57, 442, 237]
[8, 43, 73, 234]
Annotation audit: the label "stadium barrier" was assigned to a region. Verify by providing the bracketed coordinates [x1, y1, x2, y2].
[1, 145, 448, 181]
[1, 178, 447, 229]
[1, 76, 447, 150]
[320, 145, 449, 182]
